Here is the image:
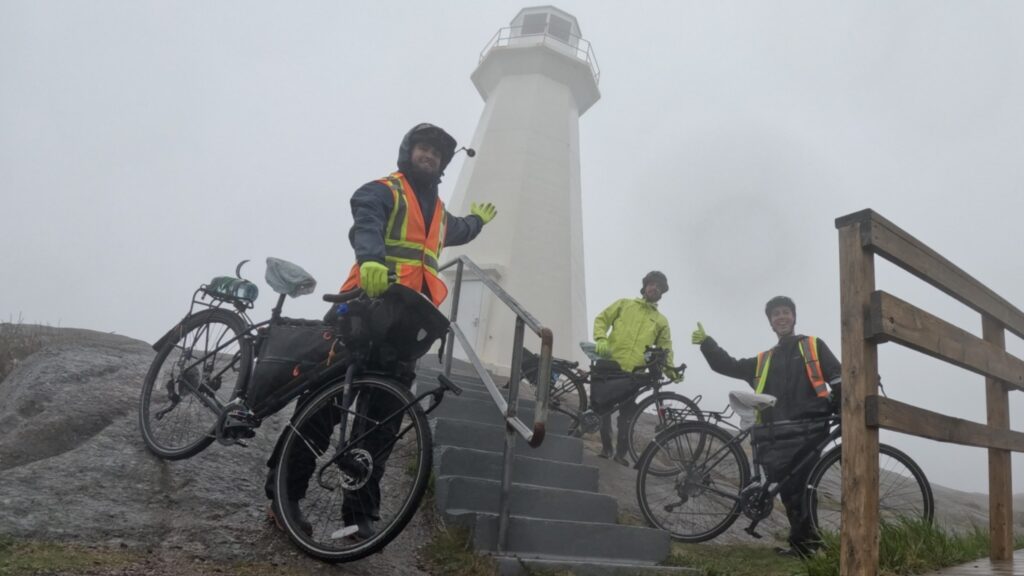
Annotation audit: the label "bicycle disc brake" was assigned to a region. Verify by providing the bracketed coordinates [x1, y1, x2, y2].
[318, 449, 373, 491]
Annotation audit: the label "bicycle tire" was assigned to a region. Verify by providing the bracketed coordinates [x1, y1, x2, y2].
[626, 391, 704, 469]
[139, 308, 251, 460]
[273, 375, 432, 563]
[806, 442, 934, 535]
[636, 422, 750, 542]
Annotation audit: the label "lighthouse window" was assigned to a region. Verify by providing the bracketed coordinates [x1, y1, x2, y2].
[521, 13, 547, 35]
[548, 16, 572, 42]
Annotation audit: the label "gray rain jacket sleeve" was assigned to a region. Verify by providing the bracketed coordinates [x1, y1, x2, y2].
[348, 181, 484, 264]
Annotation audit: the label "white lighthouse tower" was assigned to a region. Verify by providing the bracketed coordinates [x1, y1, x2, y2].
[445, 6, 600, 369]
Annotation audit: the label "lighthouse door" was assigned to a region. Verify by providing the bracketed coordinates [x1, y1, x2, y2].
[453, 279, 484, 361]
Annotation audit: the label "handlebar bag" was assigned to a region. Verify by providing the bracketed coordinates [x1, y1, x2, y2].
[751, 419, 829, 481]
[248, 319, 337, 413]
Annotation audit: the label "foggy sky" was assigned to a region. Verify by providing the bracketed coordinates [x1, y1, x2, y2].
[2, 1, 1022, 493]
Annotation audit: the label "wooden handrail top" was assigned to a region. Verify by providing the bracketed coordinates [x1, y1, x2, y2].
[836, 209, 1024, 340]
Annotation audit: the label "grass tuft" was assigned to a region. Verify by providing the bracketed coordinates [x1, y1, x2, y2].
[0, 320, 56, 381]
[421, 522, 498, 576]
[0, 537, 135, 575]
[803, 518, 1024, 576]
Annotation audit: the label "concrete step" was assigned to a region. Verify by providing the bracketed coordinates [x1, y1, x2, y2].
[435, 476, 617, 524]
[432, 417, 583, 464]
[494, 557, 698, 576]
[431, 394, 573, 431]
[434, 446, 598, 492]
[448, 511, 673, 565]
[419, 380, 541, 413]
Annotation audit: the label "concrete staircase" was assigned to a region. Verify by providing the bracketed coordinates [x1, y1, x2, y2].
[416, 359, 696, 575]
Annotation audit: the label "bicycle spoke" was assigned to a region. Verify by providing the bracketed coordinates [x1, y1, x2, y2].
[637, 424, 747, 542]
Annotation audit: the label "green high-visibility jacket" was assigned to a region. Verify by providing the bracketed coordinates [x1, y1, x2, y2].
[593, 298, 674, 372]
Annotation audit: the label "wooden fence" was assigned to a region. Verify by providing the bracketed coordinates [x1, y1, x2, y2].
[836, 209, 1024, 575]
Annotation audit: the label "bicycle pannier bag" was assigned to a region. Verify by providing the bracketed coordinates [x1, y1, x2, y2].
[751, 419, 829, 481]
[248, 319, 337, 413]
[589, 360, 640, 411]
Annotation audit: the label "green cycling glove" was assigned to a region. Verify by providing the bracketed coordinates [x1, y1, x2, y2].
[359, 261, 389, 297]
[664, 367, 684, 383]
[470, 202, 498, 224]
[691, 322, 707, 345]
[594, 338, 610, 358]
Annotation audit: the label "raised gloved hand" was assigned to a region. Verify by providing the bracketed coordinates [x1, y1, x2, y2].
[470, 202, 497, 224]
[691, 322, 707, 345]
[359, 261, 389, 297]
[594, 338, 610, 358]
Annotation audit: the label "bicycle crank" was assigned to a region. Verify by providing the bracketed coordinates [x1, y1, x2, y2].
[577, 410, 602, 434]
[739, 482, 774, 522]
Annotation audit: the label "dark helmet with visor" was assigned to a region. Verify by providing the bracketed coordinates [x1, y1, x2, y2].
[397, 123, 458, 174]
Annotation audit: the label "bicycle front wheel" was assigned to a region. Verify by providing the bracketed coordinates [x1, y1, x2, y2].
[626, 392, 704, 470]
[139, 309, 251, 459]
[807, 443, 934, 535]
[521, 364, 588, 435]
[273, 376, 431, 563]
[636, 422, 750, 542]
[524, 364, 588, 411]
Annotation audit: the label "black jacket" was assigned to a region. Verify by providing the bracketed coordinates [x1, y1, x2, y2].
[348, 176, 484, 265]
[699, 334, 841, 422]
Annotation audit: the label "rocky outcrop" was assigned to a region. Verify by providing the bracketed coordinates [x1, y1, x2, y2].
[0, 328, 430, 575]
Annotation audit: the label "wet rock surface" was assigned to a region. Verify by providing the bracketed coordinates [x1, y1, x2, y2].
[0, 328, 431, 575]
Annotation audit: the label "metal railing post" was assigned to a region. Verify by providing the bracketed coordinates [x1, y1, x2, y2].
[443, 260, 464, 379]
[497, 317, 526, 553]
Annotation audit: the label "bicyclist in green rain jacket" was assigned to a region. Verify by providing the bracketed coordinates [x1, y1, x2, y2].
[593, 271, 680, 465]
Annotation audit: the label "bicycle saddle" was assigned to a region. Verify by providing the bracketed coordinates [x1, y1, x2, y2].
[265, 257, 317, 298]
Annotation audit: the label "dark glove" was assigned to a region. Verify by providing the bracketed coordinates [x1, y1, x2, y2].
[828, 391, 841, 414]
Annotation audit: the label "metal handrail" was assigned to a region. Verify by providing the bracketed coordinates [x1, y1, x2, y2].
[479, 25, 601, 85]
[438, 255, 553, 553]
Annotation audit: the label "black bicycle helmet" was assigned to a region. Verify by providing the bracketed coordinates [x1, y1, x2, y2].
[764, 295, 796, 318]
[397, 123, 458, 174]
[641, 270, 669, 294]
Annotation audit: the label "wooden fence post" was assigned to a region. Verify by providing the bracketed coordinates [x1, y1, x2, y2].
[983, 314, 1013, 560]
[837, 215, 880, 576]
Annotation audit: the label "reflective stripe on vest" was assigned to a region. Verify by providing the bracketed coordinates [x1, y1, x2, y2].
[754, 336, 829, 398]
[341, 172, 448, 305]
[380, 175, 446, 273]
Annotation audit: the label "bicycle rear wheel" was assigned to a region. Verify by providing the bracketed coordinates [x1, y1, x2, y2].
[522, 364, 588, 435]
[139, 309, 251, 459]
[524, 362, 589, 412]
[273, 375, 431, 563]
[636, 422, 750, 542]
[626, 391, 703, 469]
[807, 443, 934, 535]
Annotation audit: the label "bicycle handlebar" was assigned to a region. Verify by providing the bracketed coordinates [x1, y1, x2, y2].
[323, 288, 364, 304]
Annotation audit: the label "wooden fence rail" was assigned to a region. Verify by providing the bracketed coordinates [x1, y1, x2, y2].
[835, 209, 1024, 575]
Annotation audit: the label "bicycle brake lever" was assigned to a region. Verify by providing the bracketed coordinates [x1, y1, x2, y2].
[437, 374, 463, 396]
